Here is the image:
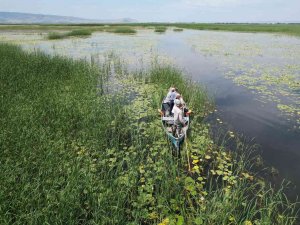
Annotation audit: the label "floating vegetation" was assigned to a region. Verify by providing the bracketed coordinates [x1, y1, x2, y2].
[188, 31, 300, 130]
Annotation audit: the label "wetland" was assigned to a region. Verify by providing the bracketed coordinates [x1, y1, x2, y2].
[0, 25, 299, 224]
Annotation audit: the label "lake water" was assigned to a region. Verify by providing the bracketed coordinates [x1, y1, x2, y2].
[1, 28, 300, 199]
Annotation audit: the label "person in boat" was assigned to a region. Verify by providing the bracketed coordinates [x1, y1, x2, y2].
[176, 93, 185, 107]
[162, 87, 176, 116]
[172, 99, 187, 137]
[175, 92, 189, 116]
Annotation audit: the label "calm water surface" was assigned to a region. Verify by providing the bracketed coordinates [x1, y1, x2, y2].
[1, 29, 300, 198]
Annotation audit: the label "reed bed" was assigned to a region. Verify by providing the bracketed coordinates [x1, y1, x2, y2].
[107, 26, 137, 34]
[47, 29, 92, 39]
[173, 28, 184, 32]
[154, 26, 167, 33]
[0, 43, 298, 224]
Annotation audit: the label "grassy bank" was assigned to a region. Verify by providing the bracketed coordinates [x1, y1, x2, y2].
[0, 43, 298, 224]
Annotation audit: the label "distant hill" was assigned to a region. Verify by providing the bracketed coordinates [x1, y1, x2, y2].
[0, 12, 137, 24]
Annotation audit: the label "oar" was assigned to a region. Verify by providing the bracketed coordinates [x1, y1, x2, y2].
[184, 109, 193, 172]
[184, 126, 191, 172]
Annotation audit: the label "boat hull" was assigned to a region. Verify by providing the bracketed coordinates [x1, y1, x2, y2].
[161, 115, 189, 151]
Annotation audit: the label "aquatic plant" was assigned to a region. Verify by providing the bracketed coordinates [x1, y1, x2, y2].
[47, 29, 92, 39]
[173, 28, 184, 32]
[155, 26, 167, 33]
[188, 32, 300, 130]
[108, 26, 137, 34]
[67, 29, 92, 36]
[47, 32, 66, 39]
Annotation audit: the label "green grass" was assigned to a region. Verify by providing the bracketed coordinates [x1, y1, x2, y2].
[105, 26, 137, 34]
[173, 28, 184, 32]
[174, 23, 300, 36]
[67, 29, 92, 36]
[47, 32, 66, 39]
[154, 26, 167, 33]
[47, 29, 92, 39]
[0, 43, 298, 224]
[107, 26, 137, 34]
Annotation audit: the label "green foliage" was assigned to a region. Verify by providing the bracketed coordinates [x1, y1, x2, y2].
[47, 29, 92, 39]
[67, 29, 92, 36]
[155, 26, 167, 33]
[173, 28, 183, 32]
[174, 23, 300, 36]
[47, 32, 66, 39]
[108, 26, 137, 34]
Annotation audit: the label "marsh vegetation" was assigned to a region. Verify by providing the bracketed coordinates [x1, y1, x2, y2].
[107, 26, 137, 34]
[154, 26, 167, 33]
[47, 29, 92, 39]
[1, 23, 300, 36]
[173, 28, 184, 32]
[0, 43, 298, 224]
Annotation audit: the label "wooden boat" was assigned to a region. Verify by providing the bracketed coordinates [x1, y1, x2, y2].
[160, 102, 190, 151]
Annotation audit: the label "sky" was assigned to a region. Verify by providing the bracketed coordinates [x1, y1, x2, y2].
[1, 0, 300, 22]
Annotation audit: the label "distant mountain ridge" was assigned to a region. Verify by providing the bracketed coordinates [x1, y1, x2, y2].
[0, 12, 137, 24]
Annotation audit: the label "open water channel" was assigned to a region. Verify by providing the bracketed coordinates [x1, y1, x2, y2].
[1, 28, 299, 199]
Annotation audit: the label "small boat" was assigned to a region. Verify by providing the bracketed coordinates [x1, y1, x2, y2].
[160, 102, 190, 151]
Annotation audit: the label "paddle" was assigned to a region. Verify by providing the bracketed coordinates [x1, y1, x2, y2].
[184, 124, 191, 172]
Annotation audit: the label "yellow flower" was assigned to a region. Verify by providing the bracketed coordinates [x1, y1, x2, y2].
[205, 155, 211, 160]
[244, 220, 253, 225]
[158, 218, 170, 225]
[148, 211, 158, 219]
[192, 159, 199, 164]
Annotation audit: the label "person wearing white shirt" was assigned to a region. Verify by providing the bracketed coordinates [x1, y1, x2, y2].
[172, 99, 186, 137]
[162, 87, 176, 116]
[172, 99, 186, 127]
